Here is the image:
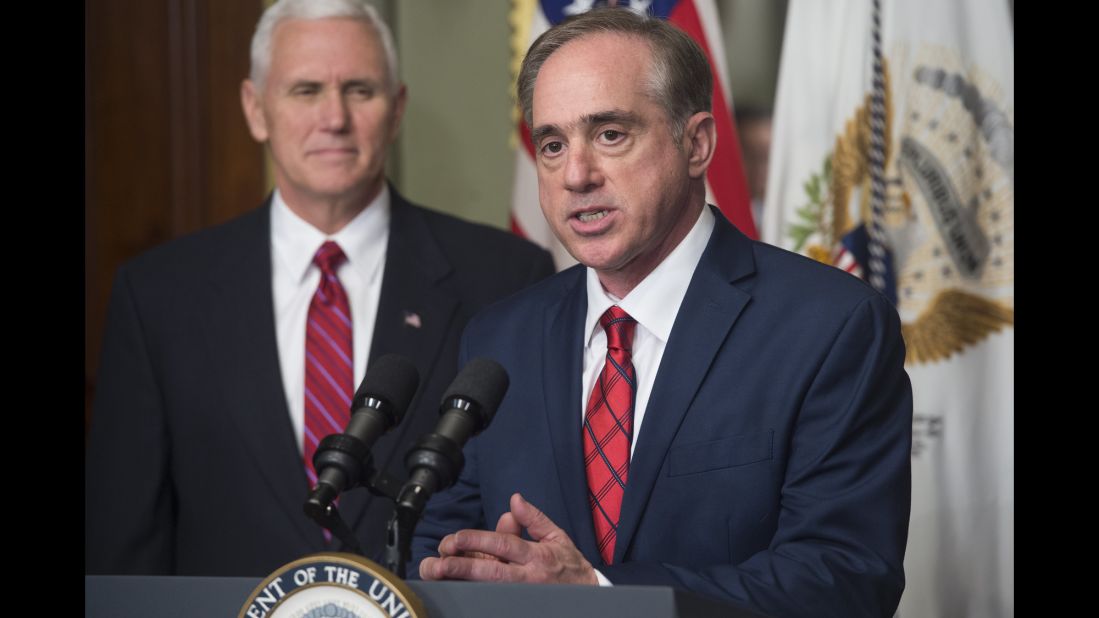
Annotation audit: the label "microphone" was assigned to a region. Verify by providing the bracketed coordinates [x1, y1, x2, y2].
[304, 354, 420, 518]
[396, 357, 509, 516]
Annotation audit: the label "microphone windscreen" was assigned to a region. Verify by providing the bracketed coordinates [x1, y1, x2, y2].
[353, 354, 420, 420]
[442, 357, 510, 426]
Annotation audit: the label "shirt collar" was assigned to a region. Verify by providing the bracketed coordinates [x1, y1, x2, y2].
[270, 185, 391, 286]
[584, 205, 715, 348]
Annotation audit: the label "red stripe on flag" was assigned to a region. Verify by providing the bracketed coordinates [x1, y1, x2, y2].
[519, 119, 537, 160]
[510, 214, 529, 238]
[513, 120, 538, 240]
[512, 121, 537, 240]
[668, 1, 757, 239]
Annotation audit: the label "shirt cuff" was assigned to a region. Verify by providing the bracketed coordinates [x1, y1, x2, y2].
[594, 568, 613, 587]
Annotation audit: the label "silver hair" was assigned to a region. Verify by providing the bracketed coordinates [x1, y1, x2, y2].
[249, 0, 399, 92]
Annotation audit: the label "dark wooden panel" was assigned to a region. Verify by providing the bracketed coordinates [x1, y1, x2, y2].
[85, 0, 265, 433]
[207, 2, 267, 225]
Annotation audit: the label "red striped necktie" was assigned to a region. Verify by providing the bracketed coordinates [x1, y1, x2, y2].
[303, 241, 354, 496]
[583, 305, 637, 565]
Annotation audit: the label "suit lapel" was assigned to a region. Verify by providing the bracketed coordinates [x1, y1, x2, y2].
[341, 189, 460, 531]
[540, 267, 602, 560]
[613, 209, 757, 562]
[203, 204, 325, 548]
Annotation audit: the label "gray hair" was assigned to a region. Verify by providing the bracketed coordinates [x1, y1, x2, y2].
[249, 0, 399, 93]
[517, 7, 712, 143]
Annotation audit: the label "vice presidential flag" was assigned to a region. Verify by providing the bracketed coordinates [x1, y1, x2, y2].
[763, 1, 1014, 615]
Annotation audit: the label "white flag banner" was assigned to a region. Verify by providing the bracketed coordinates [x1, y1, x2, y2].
[763, 1, 1013, 615]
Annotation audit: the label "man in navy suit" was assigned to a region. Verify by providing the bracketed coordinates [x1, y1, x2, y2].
[413, 8, 912, 617]
[85, 0, 554, 576]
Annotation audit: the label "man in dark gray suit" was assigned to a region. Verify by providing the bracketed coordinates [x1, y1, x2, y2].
[85, 0, 553, 576]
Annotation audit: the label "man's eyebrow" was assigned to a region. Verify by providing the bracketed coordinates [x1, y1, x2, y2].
[286, 79, 322, 90]
[582, 110, 640, 127]
[342, 77, 383, 89]
[530, 124, 561, 145]
[530, 110, 640, 145]
[284, 77, 383, 90]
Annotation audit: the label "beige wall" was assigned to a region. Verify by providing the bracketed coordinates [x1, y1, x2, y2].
[392, 2, 518, 229]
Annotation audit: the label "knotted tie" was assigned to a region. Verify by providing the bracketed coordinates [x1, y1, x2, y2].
[583, 305, 637, 565]
[303, 241, 354, 495]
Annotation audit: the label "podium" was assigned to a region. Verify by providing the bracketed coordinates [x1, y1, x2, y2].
[85, 575, 768, 617]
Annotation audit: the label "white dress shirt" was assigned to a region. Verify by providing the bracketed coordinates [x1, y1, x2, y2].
[271, 187, 391, 454]
[581, 205, 715, 458]
[582, 206, 714, 585]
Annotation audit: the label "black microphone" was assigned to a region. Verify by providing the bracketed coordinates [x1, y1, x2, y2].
[304, 354, 420, 519]
[396, 357, 509, 516]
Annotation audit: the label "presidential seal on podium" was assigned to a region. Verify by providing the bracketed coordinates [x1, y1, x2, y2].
[239, 553, 427, 618]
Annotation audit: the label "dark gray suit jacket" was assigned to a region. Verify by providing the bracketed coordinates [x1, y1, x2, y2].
[85, 188, 555, 576]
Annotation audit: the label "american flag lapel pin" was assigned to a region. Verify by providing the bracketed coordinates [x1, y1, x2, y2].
[403, 311, 422, 329]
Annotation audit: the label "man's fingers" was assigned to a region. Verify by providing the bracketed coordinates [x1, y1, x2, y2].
[419, 557, 442, 580]
[510, 493, 565, 543]
[423, 554, 524, 583]
[438, 546, 498, 561]
[438, 528, 532, 564]
[496, 511, 522, 536]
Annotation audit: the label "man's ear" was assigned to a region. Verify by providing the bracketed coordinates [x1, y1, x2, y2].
[386, 83, 409, 144]
[683, 111, 716, 179]
[240, 79, 269, 143]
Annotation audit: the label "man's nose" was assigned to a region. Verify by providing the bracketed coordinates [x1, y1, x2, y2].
[563, 144, 603, 193]
[319, 92, 350, 132]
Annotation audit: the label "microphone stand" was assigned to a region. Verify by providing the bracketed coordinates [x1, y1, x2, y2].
[303, 452, 405, 560]
[384, 505, 420, 578]
[303, 360, 505, 577]
[305, 461, 445, 579]
[303, 499, 363, 555]
[303, 444, 425, 578]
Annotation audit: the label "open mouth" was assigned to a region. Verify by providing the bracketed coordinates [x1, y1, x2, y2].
[576, 209, 609, 223]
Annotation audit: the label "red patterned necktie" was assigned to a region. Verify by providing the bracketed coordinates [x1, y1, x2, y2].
[583, 305, 637, 565]
[303, 241, 354, 493]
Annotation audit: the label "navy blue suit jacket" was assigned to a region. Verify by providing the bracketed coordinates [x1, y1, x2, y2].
[412, 207, 912, 617]
[85, 188, 555, 576]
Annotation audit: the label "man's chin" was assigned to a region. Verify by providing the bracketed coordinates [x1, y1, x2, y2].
[562, 244, 626, 273]
[301, 176, 383, 203]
